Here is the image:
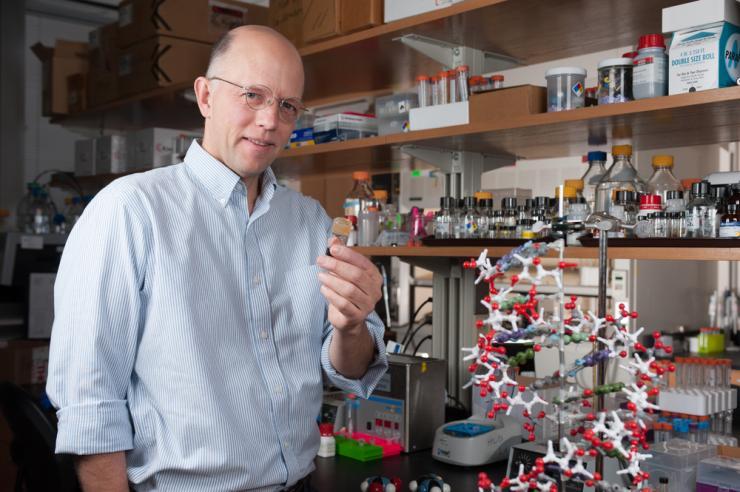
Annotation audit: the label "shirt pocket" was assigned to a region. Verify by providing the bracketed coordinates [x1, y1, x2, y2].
[274, 264, 325, 345]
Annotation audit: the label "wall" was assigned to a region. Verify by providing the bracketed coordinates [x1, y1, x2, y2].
[24, 14, 90, 184]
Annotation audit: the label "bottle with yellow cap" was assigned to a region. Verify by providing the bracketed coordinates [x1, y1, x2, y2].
[564, 179, 585, 204]
[647, 155, 682, 207]
[594, 145, 647, 215]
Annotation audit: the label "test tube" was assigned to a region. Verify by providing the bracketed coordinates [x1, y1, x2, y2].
[438, 71, 449, 104]
[697, 416, 710, 443]
[430, 76, 439, 105]
[491, 74, 505, 89]
[345, 393, 357, 438]
[416, 75, 431, 107]
[448, 69, 458, 103]
[456, 65, 470, 102]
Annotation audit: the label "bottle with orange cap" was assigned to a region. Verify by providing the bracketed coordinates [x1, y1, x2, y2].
[594, 144, 647, 215]
[456, 65, 470, 102]
[647, 155, 682, 206]
[344, 171, 375, 220]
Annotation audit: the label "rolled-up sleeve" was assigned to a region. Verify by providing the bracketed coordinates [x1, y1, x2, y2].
[320, 311, 388, 399]
[47, 180, 150, 455]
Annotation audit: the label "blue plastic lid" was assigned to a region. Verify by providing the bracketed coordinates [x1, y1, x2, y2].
[588, 151, 607, 162]
[697, 421, 710, 430]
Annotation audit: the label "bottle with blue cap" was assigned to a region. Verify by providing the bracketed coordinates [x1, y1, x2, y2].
[581, 151, 608, 213]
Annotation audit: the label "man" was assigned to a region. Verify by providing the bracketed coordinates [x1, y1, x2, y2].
[47, 26, 388, 491]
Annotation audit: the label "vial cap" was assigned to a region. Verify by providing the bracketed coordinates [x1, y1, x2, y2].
[622, 51, 638, 58]
[481, 198, 494, 208]
[525, 198, 534, 209]
[440, 196, 455, 209]
[711, 185, 728, 199]
[464, 196, 477, 208]
[502, 197, 518, 209]
[373, 190, 388, 201]
[691, 181, 711, 197]
[587, 150, 607, 162]
[564, 179, 584, 191]
[491, 74, 504, 81]
[612, 144, 633, 156]
[415, 75, 429, 82]
[534, 196, 549, 208]
[666, 190, 684, 200]
[651, 155, 674, 168]
[319, 423, 334, 436]
[638, 34, 666, 50]
[616, 190, 637, 204]
[438, 70, 449, 78]
[640, 194, 662, 206]
[456, 65, 469, 72]
[682, 178, 701, 190]
[597, 57, 635, 69]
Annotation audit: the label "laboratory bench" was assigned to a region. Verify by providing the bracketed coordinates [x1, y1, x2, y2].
[312, 452, 509, 491]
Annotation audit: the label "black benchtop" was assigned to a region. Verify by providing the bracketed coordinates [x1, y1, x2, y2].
[312, 452, 509, 491]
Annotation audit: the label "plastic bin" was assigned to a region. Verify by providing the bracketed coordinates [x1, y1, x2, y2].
[697, 455, 740, 492]
[375, 92, 418, 119]
[641, 439, 717, 492]
[544, 67, 586, 112]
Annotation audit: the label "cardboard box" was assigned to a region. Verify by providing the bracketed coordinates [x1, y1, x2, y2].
[384, 0, 463, 23]
[87, 69, 118, 107]
[118, 0, 265, 48]
[0, 340, 50, 386]
[30, 40, 88, 116]
[662, 0, 740, 33]
[270, 0, 303, 47]
[469, 85, 546, 122]
[89, 22, 118, 71]
[74, 139, 96, 177]
[117, 36, 212, 97]
[66, 72, 87, 113]
[95, 135, 127, 174]
[341, 0, 383, 33]
[126, 128, 201, 169]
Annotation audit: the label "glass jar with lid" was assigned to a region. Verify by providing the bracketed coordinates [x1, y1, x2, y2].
[594, 145, 647, 214]
[581, 151, 608, 212]
[647, 155, 682, 206]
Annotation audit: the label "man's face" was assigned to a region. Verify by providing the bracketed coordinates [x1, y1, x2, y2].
[203, 35, 304, 179]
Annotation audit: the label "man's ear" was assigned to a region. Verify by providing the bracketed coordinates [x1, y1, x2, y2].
[194, 76, 212, 118]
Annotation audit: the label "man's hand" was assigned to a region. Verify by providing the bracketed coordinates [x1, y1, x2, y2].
[316, 237, 382, 334]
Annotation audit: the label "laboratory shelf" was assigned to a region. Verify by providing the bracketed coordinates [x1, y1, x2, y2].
[353, 245, 740, 261]
[299, 0, 684, 101]
[273, 86, 740, 175]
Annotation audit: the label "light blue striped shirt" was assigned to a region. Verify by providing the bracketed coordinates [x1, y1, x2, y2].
[47, 140, 388, 491]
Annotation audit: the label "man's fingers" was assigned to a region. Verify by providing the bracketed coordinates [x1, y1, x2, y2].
[327, 244, 374, 270]
[316, 256, 373, 297]
[320, 284, 362, 319]
[318, 272, 370, 312]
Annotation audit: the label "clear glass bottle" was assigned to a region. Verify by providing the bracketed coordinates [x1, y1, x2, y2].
[29, 188, 54, 235]
[710, 185, 728, 237]
[344, 171, 374, 219]
[686, 181, 715, 238]
[581, 150, 606, 211]
[664, 190, 685, 213]
[653, 211, 669, 238]
[462, 196, 478, 238]
[435, 196, 455, 239]
[477, 197, 493, 239]
[532, 196, 551, 238]
[635, 215, 653, 238]
[647, 155, 682, 206]
[670, 211, 686, 238]
[501, 197, 518, 239]
[594, 145, 647, 214]
[453, 198, 465, 239]
[616, 190, 639, 227]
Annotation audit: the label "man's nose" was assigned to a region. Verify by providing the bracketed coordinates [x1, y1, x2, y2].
[255, 99, 280, 130]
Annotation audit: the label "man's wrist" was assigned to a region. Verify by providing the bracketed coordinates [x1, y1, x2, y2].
[335, 321, 367, 339]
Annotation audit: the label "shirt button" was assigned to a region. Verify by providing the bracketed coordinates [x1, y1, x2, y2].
[253, 275, 261, 286]
[259, 330, 269, 340]
[274, 385, 283, 394]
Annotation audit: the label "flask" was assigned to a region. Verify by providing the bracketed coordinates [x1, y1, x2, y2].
[647, 155, 682, 206]
[594, 145, 647, 214]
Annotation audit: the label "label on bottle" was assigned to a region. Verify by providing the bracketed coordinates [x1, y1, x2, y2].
[435, 220, 450, 238]
[686, 210, 701, 234]
[634, 55, 666, 91]
[719, 221, 740, 238]
[343, 198, 360, 218]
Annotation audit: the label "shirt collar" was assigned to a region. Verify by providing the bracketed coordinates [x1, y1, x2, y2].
[184, 140, 278, 208]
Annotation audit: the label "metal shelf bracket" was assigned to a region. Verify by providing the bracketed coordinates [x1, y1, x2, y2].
[394, 33, 520, 73]
[400, 144, 514, 198]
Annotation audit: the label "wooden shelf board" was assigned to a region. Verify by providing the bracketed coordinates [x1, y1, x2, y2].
[300, 0, 685, 101]
[273, 87, 740, 175]
[354, 246, 740, 261]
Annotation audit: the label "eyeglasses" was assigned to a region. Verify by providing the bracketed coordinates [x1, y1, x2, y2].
[208, 76, 309, 123]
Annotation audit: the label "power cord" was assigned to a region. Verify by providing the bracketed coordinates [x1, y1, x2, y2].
[412, 335, 432, 356]
[399, 297, 432, 347]
[403, 318, 431, 354]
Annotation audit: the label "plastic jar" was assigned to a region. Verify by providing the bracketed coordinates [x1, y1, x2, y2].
[633, 34, 668, 99]
[545, 67, 587, 112]
[597, 57, 634, 104]
[491, 74, 504, 90]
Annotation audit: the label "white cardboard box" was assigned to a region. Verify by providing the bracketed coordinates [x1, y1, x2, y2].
[662, 0, 740, 32]
[95, 135, 127, 174]
[384, 0, 464, 23]
[74, 139, 95, 176]
[127, 128, 200, 169]
[409, 101, 469, 131]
